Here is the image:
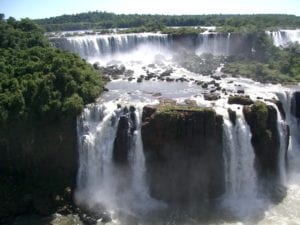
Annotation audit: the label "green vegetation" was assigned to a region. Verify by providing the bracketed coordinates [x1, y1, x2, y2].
[34, 11, 300, 31]
[223, 33, 300, 83]
[156, 104, 214, 118]
[0, 17, 103, 128]
[0, 16, 103, 223]
[119, 21, 205, 34]
[220, 30, 300, 84]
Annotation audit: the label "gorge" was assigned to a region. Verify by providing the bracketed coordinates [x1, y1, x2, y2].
[1, 20, 300, 224]
[49, 30, 300, 224]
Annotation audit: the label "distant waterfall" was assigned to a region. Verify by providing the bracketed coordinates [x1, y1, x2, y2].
[51, 33, 171, 59]
[222, 113, 263, 218]
[196, 32, 232, 55]
[76, 102, 161, 214]
[267, 30, 300, 47]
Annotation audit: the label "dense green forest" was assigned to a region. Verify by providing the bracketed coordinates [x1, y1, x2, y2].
[223, 34, 300, 83]
[0, 17, 103, 128]
[0, 17, 104, 223]
[35, 11, 300, 31]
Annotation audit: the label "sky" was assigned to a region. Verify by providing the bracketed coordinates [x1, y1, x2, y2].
[1, 0, 300, 20]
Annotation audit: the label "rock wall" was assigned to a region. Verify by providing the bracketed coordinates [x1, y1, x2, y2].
[141, 102, 224, 205]
[292, 91, 300, 119]
[243, 101, 281, 179]
[0, 119, 77, 223]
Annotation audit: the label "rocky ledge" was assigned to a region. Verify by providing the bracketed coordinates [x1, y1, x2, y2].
[141, 100, 224, 205]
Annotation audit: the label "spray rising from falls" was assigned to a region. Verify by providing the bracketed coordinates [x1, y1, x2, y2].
[76, 101, 163, 215]
[222, 112, 262, 218]
[52, 33, 172, 59]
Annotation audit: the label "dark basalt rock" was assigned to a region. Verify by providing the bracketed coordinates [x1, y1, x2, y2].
[291, 91, 300, 119]
[204, 93, 220, 101]
[100, 64, 126, 76]
[141, 103, 224, 205]
[113, 116, 130, 164]
[265, 98, 286, 120]
[243, 101, 289, 198]
[228, 108, 237, 126]
[113, 106, 137, 164]
[228, 95, 254, 105]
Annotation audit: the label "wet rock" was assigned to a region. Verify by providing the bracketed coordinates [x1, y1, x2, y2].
[176, 77, 189, 82]
[152, 92, 162, 97]
[211, 75, 222, 80]
[243, 101, 288, 187]
[160, 69, 173, 77]
[141, 104, 224, 205]
[124, 69, 134, 77]
[159, 98, 177, 106]
[204, 93, 220, 101]
[237, 89, 245, 94]
[113, 106, 137, 164]
[100, 64, 126, 76]
[228, 95, 254, 105]
[166, 77, 174, 82]
[113, 116, 130, 164]
[265, 99, 286, 120]
[202, 83, 208, 89]
[184, 99, 197, 107]
[291, 91, 300, 119]
[228, 108, 236, 126]
[93, 62, 100, 70]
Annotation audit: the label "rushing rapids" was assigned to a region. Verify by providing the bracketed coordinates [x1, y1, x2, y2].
[53, 31, 300, 224]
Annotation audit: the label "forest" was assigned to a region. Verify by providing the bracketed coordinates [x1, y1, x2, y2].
[35, 11, 300, 31]
[0, 17, 103, 129]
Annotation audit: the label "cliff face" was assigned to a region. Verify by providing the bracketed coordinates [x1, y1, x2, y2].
[243, 102, 281, 178]
[141, 102, 224, 205]
[292, 91, 300, 119]
[243, 101, 288, 200]
[0, 119, 77, 222]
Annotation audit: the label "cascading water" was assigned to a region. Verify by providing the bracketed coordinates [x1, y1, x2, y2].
[48, 28, 300, 224]
[76, 101, 163, 216]
[222, 112, 263, 219]
[196, 32, 233, 55]
[51, 33, 172, 59]
[267, 29, 300, 47]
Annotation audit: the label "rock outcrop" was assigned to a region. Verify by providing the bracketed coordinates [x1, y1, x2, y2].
[243, 101, 281, 178]
[113, 106, 137, 164]
[243, 101, 288, 201]
[228, 95, 254, 105]
[291, 91, 300, 119]
[141, 102, 224, 205]
[0, 119, 77, 223]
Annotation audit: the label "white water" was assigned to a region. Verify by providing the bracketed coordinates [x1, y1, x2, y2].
[222, 113, 264, 219]
[196, 32, 232, 55]
[53, 33, 171, 59]
[267, 29, 300, 47]
[59, 33, 300, 224]
[76, 101, 163, 217]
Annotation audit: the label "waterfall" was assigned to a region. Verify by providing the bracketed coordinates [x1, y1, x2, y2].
[196, 32, 233, 55]
[277, 91, 300, 177]
[51, 33, 171, 59]
[226, 33, 231, 56]
[267, 30, 300, 47]
[222, 112, 263, 218]
[76, 101, 162, 215]
[272, 101, 288, 184]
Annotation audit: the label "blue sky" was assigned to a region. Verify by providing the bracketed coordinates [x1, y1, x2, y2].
[2, 0, 300, 19]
